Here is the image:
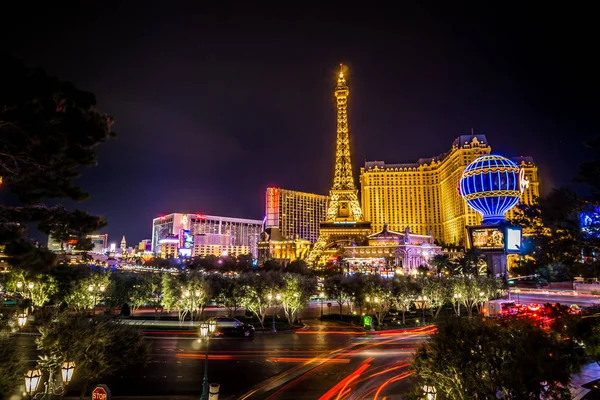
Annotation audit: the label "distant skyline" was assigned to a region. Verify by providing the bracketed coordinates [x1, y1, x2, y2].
[4, 3, 598, 245]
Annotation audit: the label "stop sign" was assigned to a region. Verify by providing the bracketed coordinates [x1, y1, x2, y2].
[91, 385, 111, 400]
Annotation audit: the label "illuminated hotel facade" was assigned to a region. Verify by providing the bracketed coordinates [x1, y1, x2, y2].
[151, 213, 263, 258]
[265, 187, 329, 243]
[360, 135, 539, 247]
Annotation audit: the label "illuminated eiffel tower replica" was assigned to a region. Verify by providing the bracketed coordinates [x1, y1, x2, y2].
[306, 65, 371, 266]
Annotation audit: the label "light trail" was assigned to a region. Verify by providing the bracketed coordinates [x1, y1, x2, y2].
[372, 371, 415, 400]
[267, 357, 350, 364]
[318, 362, 371, 400]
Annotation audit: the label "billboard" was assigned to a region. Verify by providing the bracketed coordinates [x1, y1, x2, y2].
[183, 230, 194, 249]
[470, 227, 505, 250]
[505, 226, 522, 252]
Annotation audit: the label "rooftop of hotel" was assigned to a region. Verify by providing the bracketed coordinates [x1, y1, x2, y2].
[363, 134, 535, 171]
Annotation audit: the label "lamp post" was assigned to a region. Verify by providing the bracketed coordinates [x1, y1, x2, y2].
[199, 320, 216, 400]
[88, 283, 106, 315]
[417, 296, 428, 326]
[25, 361, 76, 399]
[319, 292, 325, 319]
[514, 288, 521, 304]
[267, 293, 281, 332]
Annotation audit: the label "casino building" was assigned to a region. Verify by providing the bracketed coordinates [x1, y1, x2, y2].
[360, 135, 539, 247]
[151, 213, 262, 258]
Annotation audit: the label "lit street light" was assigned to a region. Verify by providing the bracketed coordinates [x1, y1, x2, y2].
[25, 361, 76, 399]
[88, 283, 106, 314]
[416, 296, 428, 326]
[423, 384, 437, 400]
[267, 293, 281, 332]
[199, 320, 216, 400]
[319, 292, 325, 319]
[17, 314, 27, 327]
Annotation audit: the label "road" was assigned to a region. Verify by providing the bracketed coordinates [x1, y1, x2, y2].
[16, 319, 431, 399]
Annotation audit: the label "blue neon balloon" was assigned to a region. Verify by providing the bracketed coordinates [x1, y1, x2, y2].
[459, 154, 521, 224]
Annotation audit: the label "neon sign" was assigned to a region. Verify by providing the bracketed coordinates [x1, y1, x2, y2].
[519, 168, 530, 193]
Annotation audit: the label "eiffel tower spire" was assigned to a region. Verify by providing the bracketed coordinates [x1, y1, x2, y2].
[306, 65, 371, 266]
[332, 64, 355, 191]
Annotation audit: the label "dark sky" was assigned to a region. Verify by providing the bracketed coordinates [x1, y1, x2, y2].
[4, 2, 599, 246]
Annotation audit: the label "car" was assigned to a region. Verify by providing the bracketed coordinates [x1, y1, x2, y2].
[209, 317, 255, 338]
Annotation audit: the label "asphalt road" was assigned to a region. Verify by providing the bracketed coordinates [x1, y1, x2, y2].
[16, 319, 430, 399]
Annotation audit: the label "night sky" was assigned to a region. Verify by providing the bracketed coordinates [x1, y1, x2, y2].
[4, 3, 599, 246]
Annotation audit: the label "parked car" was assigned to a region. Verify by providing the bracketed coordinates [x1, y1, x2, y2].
[209, 317, 255, 338]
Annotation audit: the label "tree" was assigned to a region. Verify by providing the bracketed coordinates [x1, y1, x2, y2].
[239, 273, 273, 329]
[161, 273, 208, 322]
[4, 269, 58, 309]
[285, 259, 311, 275]
[364, 276, 393, 326]
[411, 317, 584, 400]
[64, 272, 110, 312]
[324, 274, 348, 318]
[391, 277, 421, 324]
[429, 254, 455, 275]
[212, 274, 248, 317]
[280, 273, 316, 325]
[0, 314, 26, 399]
[36, 313, 149, 399]
[422, 277, 451, 319]
[129, 273, 162, 315]
[0, 56, 115, 274]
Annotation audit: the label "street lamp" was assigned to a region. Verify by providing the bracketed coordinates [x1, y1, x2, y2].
[25, 361, 76, 399]
[61, 361, 76, 385]
[17, 314, 27, 327]
[28, 282, 34, 290]
[514, 288, 521, 304]
[199, 320, 216, 400]
[423, 384, 437, 400]
[416, 296, 428, 326]
[24, 369, 41, 394]
[17, 281, 23, 290]
[88, 283, 106, 314]
[319, 292, 325, 319]
[267, 293, 281, 332]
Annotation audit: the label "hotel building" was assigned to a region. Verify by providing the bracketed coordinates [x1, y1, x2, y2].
[360, 135, 539, 247]
[265, 187, 329, 243]
[151, 213, 263, 258]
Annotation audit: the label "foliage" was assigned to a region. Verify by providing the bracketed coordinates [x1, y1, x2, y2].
[323, 274, 350, 318]
[63, 271, 110, 311]
[364, 276, 393, 326]
[4, 269, 58, 308]
[36, 313, 149, 399]
[390, 277, 421, 324]
[211, 274, 248, 317]
[0, 314, 26, 399]
[129, 273, 162, 314]
[279, 273, 316, 325]
[0, 56, 115, 274]
[411, 317, 584, 400]
[161, 272, 208, 321]
[238, 272, 275, 329]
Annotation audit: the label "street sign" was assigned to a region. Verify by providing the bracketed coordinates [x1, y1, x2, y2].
[91, 385, 111, 400]
[327, 302, 332, 308]
[363, 316, 371, 329]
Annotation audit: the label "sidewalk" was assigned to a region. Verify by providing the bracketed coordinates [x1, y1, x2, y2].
[571, 362, 600, 400]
